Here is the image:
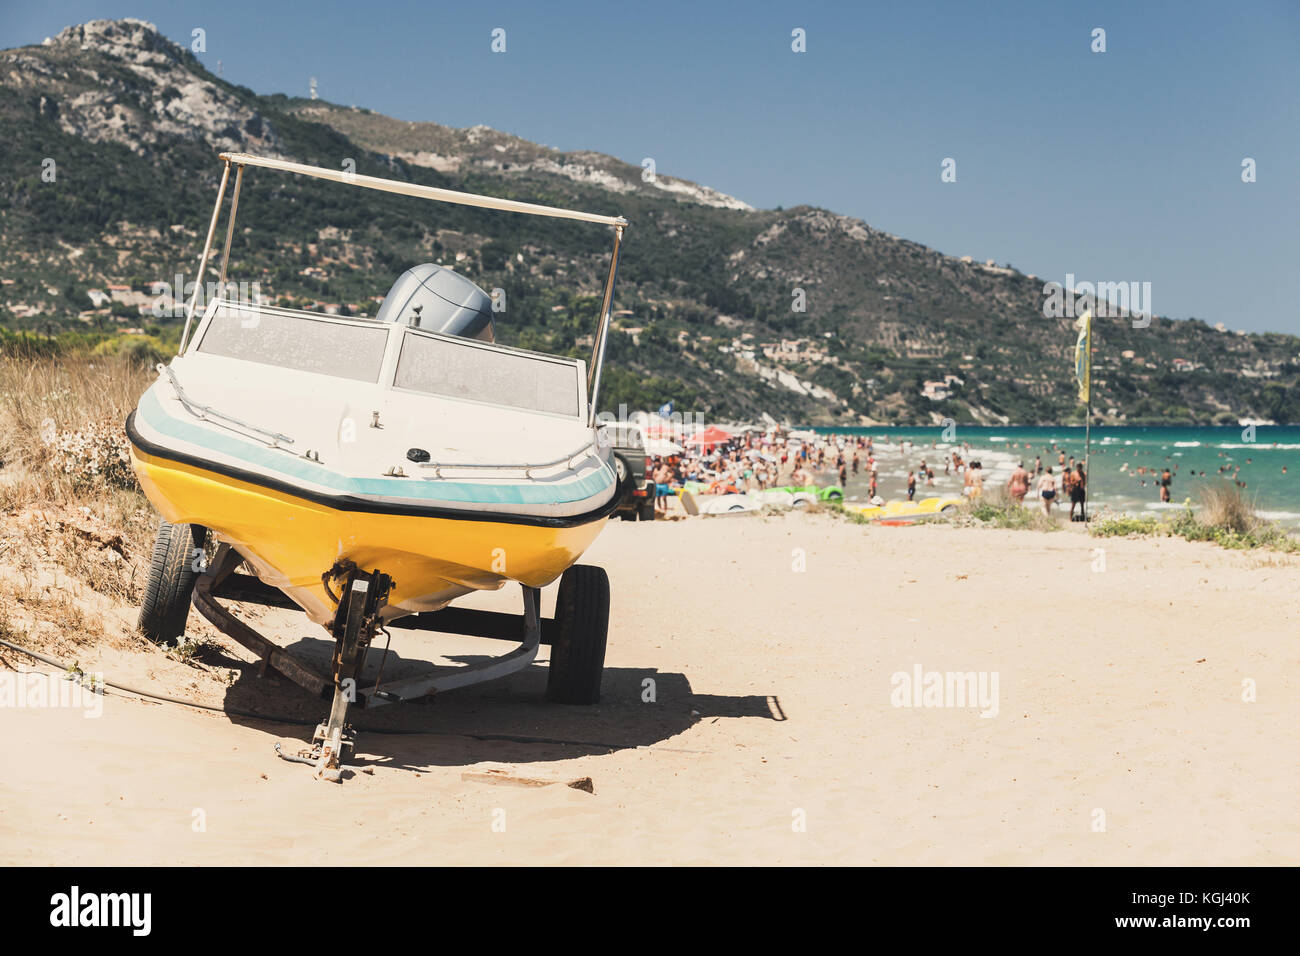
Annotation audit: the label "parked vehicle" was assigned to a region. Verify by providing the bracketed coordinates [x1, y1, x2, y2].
[605, 423, 655, 521]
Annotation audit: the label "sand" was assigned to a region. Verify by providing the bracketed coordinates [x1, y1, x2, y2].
[1, 511, 1297, 865]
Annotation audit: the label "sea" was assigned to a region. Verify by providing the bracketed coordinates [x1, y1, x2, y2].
[803, 425, 1300, 527]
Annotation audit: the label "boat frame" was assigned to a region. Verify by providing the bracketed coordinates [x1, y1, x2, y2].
[181, 151, 627, 426]
[194, 547, 553, 707]
[165, 152, 626, 779]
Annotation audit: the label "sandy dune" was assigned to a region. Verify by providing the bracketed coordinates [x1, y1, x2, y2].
[1, 512, 1297, 865]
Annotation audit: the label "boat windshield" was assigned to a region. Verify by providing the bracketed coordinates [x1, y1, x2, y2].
[196, 305, 389, 383]
[394, 329, 581, 417]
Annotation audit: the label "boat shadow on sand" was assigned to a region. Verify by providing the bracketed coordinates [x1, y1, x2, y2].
[208, 635, 785, 773]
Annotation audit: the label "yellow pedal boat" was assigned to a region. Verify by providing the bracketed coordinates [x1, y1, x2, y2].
[848, 495, 965, 522]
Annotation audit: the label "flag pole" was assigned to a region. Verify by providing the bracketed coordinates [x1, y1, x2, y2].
[1084, 373, 1092, 522]
[1083, 312, 1093, 522]
[1073, 308, 1094, 522]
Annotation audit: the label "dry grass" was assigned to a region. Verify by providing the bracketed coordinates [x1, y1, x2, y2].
[0, 353, 152, 505]
[1195, 480, 1259, 535]
[0, 353, 158, 608]
[0, 353, 241, 670]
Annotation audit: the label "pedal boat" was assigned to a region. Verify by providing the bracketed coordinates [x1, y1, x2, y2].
[848, 495, 964, 522]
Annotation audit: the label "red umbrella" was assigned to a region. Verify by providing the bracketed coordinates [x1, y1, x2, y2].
[685, 426, 733, 448]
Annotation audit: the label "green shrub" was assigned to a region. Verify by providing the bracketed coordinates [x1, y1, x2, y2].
[91, 335, 168, 366]
[1089, 514, 1163, 537]
[1089, 490, 1300, 553]
[826, 501, 872, 525]
[966, 486, 1057, 531]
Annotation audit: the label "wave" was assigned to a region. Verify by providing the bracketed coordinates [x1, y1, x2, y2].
[1214, 443, 1300, 451]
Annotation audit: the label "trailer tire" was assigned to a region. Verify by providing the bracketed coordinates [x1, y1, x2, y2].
[638, 496, 656, 521]
[546, 564, 610, 705]
[138, 519, 207, 645]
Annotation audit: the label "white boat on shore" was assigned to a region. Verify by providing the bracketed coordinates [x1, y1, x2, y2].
[125, 151, 633, 779]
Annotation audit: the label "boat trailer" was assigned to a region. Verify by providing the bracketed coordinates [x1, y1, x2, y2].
[192, 544, 548, 781]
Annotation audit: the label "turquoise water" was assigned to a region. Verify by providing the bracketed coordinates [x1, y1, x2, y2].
[803, 425, 1300, 526]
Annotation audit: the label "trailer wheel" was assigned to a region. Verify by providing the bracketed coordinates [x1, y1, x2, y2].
[138, 519, 207, 644]
[638, 496, 656, 521]
[546, 565, 610, 704]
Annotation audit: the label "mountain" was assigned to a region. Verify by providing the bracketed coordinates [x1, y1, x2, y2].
[3, 18, 1298, 425]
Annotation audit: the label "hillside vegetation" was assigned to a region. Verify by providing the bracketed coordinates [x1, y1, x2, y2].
[3, 18, 1298, 425]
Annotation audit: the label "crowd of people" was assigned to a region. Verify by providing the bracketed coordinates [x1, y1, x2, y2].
[645, 428, 802, 513]
[643, 427, 1289, 522]
[645, 428, 1005, 512]
[998, 445, 1087, 518]
[645, 429, 902, 512]
[641, 426, 1136, 522]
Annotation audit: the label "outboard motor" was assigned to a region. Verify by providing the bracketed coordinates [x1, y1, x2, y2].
[375, 263, 495, 341]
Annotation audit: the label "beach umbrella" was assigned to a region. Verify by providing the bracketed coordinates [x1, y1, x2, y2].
[685, 426, 733, 448]
[646, 438, 684, 456]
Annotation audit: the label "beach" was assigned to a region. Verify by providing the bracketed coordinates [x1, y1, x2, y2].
[811, 425, 1300, 528]
[2, 511, 1296, 866]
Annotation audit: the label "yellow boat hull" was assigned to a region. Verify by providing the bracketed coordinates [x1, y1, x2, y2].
[131, 445, 609, 626]
[848, 496, 965, 522]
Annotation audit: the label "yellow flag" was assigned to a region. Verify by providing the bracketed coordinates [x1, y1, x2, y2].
[1074, 309, 1092, 405]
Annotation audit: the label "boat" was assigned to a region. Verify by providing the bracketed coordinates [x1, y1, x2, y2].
[847, 495, 964, 523]
[775, 483, 844, 503]
[125, 152, 630, 779]
[752, 489, 796, 509]
[703, 493, 759, 514]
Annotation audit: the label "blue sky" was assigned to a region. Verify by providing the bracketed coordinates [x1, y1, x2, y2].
[4, 0, 1298, 334]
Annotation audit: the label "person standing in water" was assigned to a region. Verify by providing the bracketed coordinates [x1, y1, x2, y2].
[1008, 461, 1030, 505]
[1069, 463, 1087, 521]
[1160, 466, 1172, 503]
[1038, 467, 1057, 515]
